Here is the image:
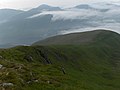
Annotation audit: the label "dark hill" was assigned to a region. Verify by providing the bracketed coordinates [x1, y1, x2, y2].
[33, 30, 120, 46]
[74, 4, 94, 9]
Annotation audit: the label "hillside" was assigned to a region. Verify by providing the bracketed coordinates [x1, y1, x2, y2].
[33, 30, 120, 45]
[0, 30, 120, 90]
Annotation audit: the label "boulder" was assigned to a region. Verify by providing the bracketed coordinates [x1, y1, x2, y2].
[1, 83, 14, 87]
[0, 64, 3, 69]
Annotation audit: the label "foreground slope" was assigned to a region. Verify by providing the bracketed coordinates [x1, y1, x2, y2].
[0, 30, 120, 90]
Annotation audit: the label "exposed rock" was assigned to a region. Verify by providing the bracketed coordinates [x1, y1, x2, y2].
[37, 49, 52, 64]
[27, 81, 32, 84]
[61, 67, 66, 74]
[0, 83, 14, 87]
[30, 72, 33, 76]
[0, 64, 3, 69]
[6, 72, 9, 76]
[24, 55, 33, 62]
[0, 55, 3, 60]
[34, 79, 39, 83]
[27, 79, 39, 84]
[47, 81, 51, 84]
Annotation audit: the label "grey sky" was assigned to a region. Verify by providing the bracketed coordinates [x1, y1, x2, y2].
[0, 0, 120, 10]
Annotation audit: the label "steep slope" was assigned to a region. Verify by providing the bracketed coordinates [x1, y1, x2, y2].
[0, 30, 120, 90]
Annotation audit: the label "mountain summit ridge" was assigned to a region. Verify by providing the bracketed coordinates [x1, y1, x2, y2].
[33, 30, 120, 46]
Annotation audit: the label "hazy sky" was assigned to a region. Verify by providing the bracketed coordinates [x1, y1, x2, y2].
[0, 0, 120, 10]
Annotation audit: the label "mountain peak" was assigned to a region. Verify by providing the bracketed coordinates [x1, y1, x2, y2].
[37, 4, 62, 11]
[74, 4, 94, 9]
[38, 4, 52, 8]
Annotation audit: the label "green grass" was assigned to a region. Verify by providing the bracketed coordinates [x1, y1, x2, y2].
[0, 44, 120, 90]
[0, 30, 120, 90]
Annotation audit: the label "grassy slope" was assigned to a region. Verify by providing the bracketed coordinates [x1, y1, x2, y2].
[33, 30, 114, 45]
[0, 30, 120, 90]
[33, 30, 103, 45]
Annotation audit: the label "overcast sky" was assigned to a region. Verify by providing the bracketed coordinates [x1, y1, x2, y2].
[0, 0, 120, 10]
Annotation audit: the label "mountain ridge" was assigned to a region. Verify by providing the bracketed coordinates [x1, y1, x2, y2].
[33, 30, 120, 46]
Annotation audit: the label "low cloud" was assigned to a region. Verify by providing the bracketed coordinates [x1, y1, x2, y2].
[28, 9, 101, 21]
[28, 7, 120, 34]
[59, 22, 120, 35]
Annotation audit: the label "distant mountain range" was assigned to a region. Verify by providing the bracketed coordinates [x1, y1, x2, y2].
[0, 3, 120, 48]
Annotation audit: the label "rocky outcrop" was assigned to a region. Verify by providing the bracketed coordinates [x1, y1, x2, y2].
[0, 83, 14, 87]
[36, 49, 52, 64]
[0, 55, 3, 60]
[24, 55, 33, 62]
[0, 64, 3, 69]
